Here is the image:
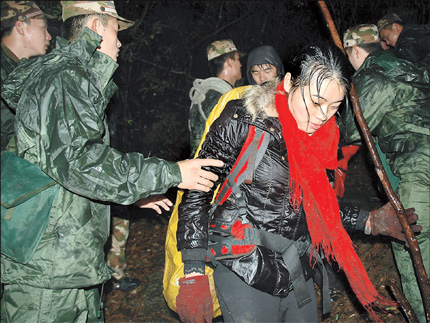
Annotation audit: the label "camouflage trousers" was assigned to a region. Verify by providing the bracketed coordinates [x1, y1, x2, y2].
[107, 216, 130, 280]
[392, 170, 429, 322]
[1, 284, 103, 323]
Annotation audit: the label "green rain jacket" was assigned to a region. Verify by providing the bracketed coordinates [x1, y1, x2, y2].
[1, 43, 19, 150]
[1, 28, 182, 289]
[344, 50, 430, 179]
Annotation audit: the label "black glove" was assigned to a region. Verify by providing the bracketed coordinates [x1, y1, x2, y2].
[368, 201, 422, 247]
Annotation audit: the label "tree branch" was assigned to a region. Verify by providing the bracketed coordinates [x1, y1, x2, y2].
[135, 58, 194, 80]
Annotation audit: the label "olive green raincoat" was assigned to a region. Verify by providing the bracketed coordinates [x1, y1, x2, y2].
[1, 43, 19, 150]
[1, 27, 182, 289]
[344, 49, 429, 321]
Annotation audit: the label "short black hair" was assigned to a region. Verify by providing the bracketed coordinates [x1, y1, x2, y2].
[208, 51, 237, 77]
[345, 42, 382, 55]
[61, 13, 111, 41]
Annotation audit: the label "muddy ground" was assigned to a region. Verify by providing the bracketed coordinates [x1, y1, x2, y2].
[103, 147, 411, 323]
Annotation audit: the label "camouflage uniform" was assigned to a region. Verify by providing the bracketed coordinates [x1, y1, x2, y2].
[106, 206, 131, 281]
[344, 25, 430, 322]
[1, 43, 18, 150]
[188, 40, 240, 156]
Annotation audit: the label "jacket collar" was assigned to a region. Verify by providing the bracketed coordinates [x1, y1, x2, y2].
[56, 27, 118, 91]
[1, 43, 20, 64]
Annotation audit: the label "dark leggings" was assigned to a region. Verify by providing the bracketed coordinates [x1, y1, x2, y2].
[214, 264, 318, 323]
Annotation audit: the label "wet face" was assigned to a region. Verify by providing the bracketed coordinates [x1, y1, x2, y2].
[288, 76, 345, 135]
[97, 17, 122, 62]
[250, 63, 278, 85]
[379, 26, 400, 47]
[22, 19, 52, 58]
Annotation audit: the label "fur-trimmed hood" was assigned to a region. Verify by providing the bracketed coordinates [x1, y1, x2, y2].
[242, 77, 281, 120]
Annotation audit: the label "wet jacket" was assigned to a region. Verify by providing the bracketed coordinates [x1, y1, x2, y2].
[189, 77, 233, 156]
[1, 43, 19, 150]
[395, 24, 430, 67]
[344, 50, 430, 180]
[1, 28, 182, 289]
[178, 97, 368, 297]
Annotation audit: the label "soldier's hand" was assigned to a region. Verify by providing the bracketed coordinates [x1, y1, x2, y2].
[134, 195, 173, 214]
[368, 202, 422, 247]
[177, 158, 224, 192]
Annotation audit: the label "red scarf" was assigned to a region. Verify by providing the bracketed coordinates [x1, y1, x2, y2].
[275, 81, 395, 320]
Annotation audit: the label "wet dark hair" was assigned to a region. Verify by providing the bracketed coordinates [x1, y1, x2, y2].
[208, 51, 237, 77]
[289, 42, 351, 131]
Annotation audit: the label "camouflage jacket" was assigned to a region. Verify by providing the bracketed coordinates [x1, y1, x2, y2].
[344, 50, 430, 179]
[1, 43, 19, 150]
[188, 77, 233, 156]
[1, 28, 181, 289]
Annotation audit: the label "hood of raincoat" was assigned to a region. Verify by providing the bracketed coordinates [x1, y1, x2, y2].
[246, 45, 285, 85]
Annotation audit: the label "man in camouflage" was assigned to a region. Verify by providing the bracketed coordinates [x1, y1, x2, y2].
[377, 13, 430, 66]
[188, 39, 243, 156]
[1, 1, 222, 321]
[1, 1, 53, 151]
[343, 24, 429, 322]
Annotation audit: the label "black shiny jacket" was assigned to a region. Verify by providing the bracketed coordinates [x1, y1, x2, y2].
[395, 24, 430, 66]
[177, 99, 368, 297]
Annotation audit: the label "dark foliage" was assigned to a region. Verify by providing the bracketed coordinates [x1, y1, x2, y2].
[38, 1, 428, 160]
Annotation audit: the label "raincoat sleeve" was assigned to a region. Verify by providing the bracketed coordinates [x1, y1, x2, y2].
[27, 68, 181, 205]
[344, 73, 394, 145]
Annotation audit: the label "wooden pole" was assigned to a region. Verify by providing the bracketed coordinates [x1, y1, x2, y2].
[317, 2, 430, 321]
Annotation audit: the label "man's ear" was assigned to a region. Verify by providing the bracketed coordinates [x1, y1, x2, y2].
[353, 46, 360, 59]
[225, 57, 233, 69]
[88, 17, 101, 34]
[14, 20, 26, 36]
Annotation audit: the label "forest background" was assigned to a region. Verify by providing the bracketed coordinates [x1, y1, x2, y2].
[38, 0, 429, 161]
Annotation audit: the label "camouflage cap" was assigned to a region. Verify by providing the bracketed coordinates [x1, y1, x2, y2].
[377, 13, 403, 32]
[61, 1, 134, 31]
[343, 24, 379, 48]
[207, 39, 242, 61]
[1, 1, 55, 31]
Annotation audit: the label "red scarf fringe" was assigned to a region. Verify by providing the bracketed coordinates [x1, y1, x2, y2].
[275, 82, 396, 321]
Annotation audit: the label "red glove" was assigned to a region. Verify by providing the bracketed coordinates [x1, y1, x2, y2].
[176, 275, 213, 323]
[369, 202, 422, 247]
